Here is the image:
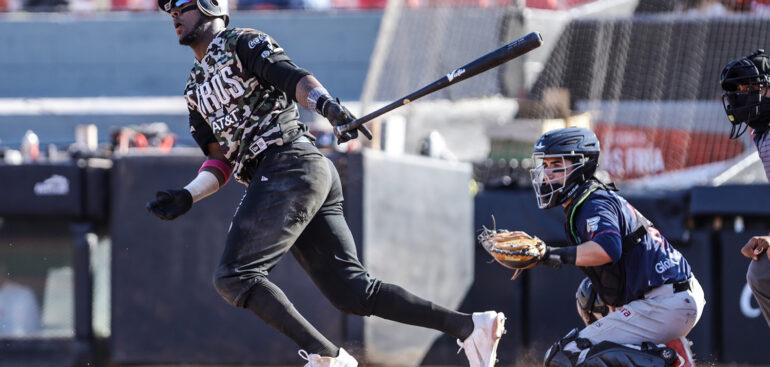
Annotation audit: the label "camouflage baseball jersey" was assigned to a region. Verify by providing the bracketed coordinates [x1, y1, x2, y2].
[185, 28, 309, 185]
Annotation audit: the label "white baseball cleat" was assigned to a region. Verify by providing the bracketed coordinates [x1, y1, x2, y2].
[298, 347, 358, 367]
[456, 311, 507, 367]
[665, 337, 695, 367]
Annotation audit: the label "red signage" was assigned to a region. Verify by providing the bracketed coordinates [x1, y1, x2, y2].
[594, 124, 745, 180]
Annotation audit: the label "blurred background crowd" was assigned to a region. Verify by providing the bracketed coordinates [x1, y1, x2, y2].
[2, 0, 770, 17]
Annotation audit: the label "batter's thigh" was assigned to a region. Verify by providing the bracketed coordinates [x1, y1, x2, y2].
[289, 159, 381, 316]
[747, 255, 770, 327]
[216, 144, 332, 283]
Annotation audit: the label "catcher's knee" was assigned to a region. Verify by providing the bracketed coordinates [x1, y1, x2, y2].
[544, 328, 585, 367]
[544, 329, 677, 367]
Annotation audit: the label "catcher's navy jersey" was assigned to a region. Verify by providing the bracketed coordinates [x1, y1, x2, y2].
[573, 189, 691, 303]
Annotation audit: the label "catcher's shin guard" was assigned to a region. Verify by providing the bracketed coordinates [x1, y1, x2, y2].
[577, 341, 677, 367]
[544, 330, 678, 367]
[544, 328, 587, 367]
[665, 337, 694, 367]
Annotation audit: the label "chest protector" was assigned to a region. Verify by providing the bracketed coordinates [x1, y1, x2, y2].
[563, 179, 652, 307]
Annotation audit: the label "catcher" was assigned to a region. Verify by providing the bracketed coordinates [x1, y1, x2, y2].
[480, 127, 706, 367]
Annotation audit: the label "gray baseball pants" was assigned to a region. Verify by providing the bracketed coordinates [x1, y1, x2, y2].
[566, 275, 706, 348]
[747, 255, 770, 328]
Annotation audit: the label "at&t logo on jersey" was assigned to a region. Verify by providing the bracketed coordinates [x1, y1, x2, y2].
[193, 66, 248, 115]
[211, 110, 242, 134]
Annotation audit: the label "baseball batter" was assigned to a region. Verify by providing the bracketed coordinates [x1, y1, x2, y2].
[527, 127, 706, 367]
[720, 49, 770, 328]
[145, 0, 506, 366]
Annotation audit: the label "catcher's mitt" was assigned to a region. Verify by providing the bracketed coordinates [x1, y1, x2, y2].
[478, 228, 547, 280]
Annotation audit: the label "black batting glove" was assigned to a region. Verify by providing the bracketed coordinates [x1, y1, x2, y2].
[319, 96, 373, 144]
[146, 189, 193, 221]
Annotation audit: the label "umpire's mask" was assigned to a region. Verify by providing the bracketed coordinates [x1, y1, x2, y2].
[721, 49, 770, 139]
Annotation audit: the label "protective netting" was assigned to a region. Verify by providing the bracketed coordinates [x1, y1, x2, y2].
[363, 1, 770, 187]
[359, 1, 527, 107]
[530, 15, 770, 182]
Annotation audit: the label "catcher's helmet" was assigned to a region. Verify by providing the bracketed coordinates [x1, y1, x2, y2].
[159, 0, 229, 26]
[720, 49, 770, 138]
[576, 277, 609, 326]
[530, 127, 600, 209]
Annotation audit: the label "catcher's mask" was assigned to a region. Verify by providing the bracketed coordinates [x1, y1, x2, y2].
[576, 277, 609, 326]
[159, 0, 230, 26]
[720, 49, 770, 139]
[530, 127, 600, 209]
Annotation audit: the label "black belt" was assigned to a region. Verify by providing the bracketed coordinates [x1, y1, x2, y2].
[672, 279, 691, 293]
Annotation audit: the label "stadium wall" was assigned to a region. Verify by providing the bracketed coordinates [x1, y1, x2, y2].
[1, 160, 769, 365]
[0, 11, 381, 99]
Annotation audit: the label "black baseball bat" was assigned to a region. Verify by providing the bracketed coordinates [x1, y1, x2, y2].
[335, 31, 543, 139]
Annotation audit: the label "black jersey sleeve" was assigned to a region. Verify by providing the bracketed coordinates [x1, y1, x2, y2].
[236, 29, 311, 101]
[188, 108, 217, 156]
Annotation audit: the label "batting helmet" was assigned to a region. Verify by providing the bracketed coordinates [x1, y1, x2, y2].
[530, 127, 600, 209]
[720, 49, 770, 138]
[158, 0, 230, 26]
[575, 277, 609, 326]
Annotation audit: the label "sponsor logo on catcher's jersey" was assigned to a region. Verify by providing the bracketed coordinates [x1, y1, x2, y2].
[617, 307, 633, 318]
[654, 255, 680, 274]
[586, 216, 600, 233]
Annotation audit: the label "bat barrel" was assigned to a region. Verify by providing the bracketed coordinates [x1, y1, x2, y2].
[449, 31, 542, 85]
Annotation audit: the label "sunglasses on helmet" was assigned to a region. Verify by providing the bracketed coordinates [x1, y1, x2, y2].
[162, 0, 195, 12]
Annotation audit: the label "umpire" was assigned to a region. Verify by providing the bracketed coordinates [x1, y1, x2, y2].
[145, 0, 506, 366]
[720, 49, 770, 328]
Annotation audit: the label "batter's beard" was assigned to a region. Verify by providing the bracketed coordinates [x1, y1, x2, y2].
[179, 18, 207, 46]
